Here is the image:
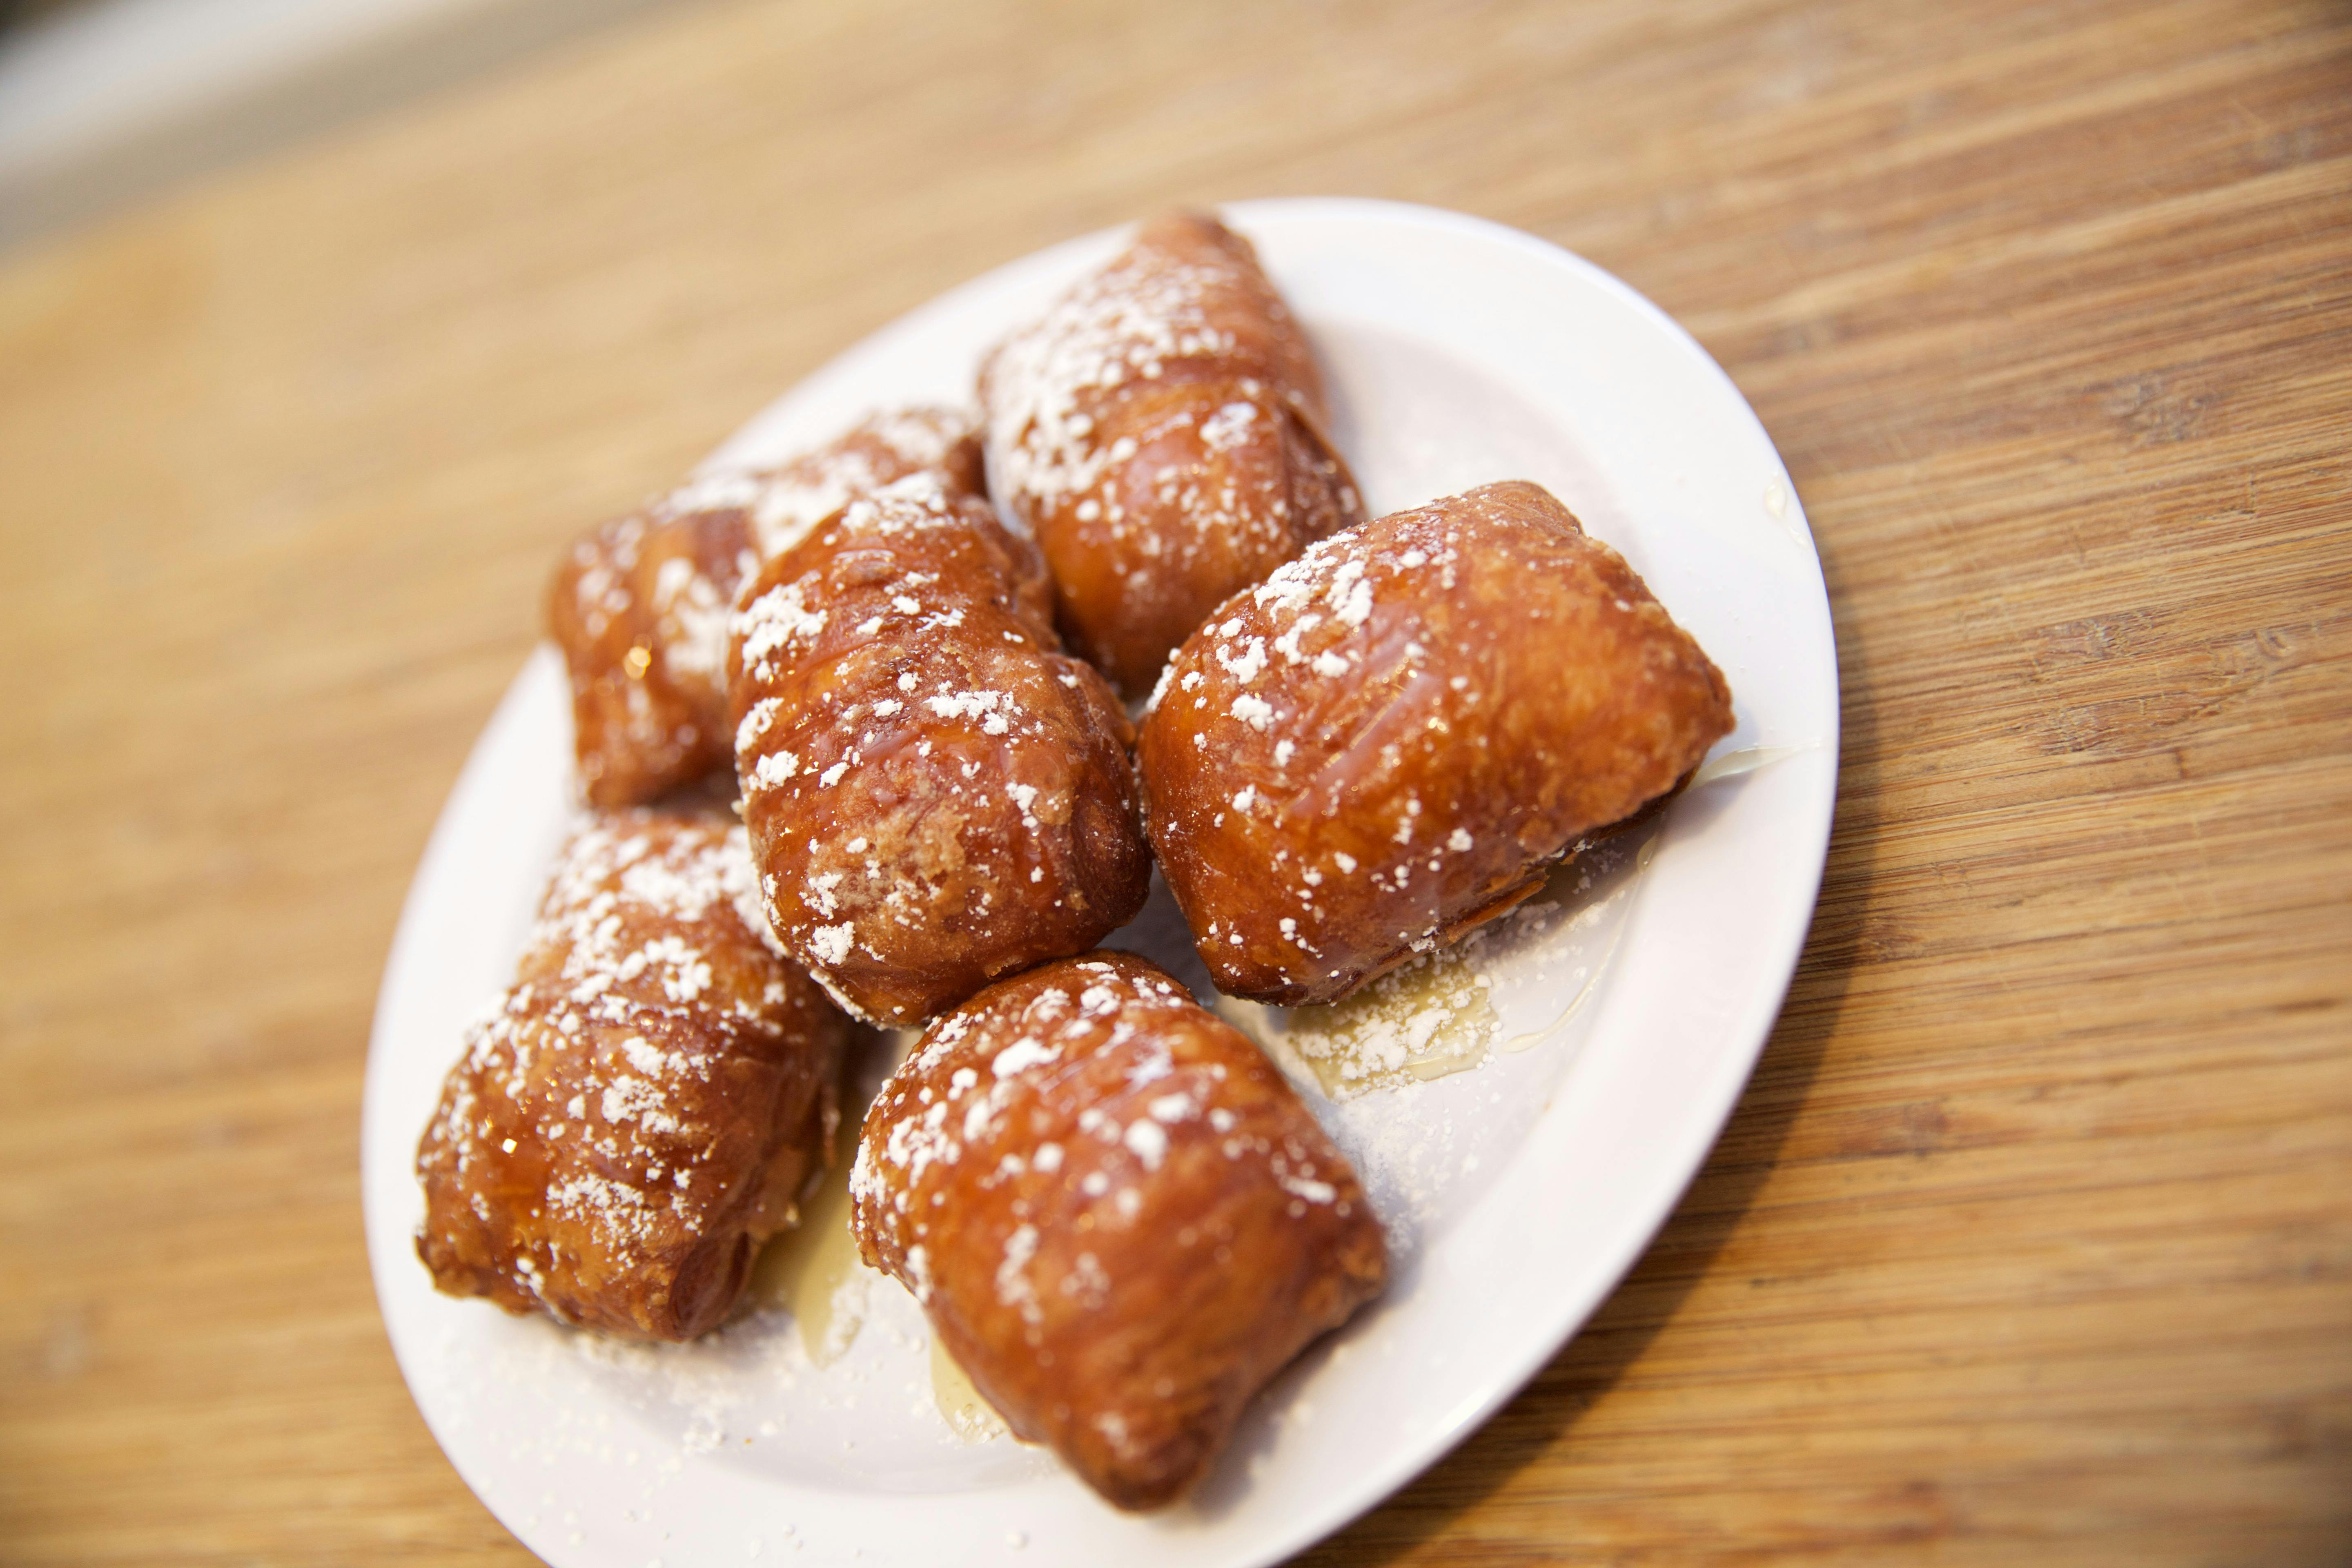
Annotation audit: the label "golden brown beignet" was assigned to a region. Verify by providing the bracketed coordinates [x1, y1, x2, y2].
[1138, 481, 1735, 1006]
[730, 475, 1151, 1026]
[414, 808, 849, 1341]
[849, 952, 1386, 1510]
[980, 212, 1363, 699]
[549, 408, 984, 807]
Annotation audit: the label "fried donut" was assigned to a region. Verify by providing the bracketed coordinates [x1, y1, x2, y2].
[849, 952, 1386, 1510]
[550, 408, 984, 807]
[414, 807, 849, 1341]
[1138, 481, 1735, 1006]
[730, 475, 1151, 1026]
[980, 212, 1363, 698]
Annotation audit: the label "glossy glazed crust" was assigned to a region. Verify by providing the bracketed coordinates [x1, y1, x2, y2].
[980, 212, 1364, 698]
[549, 409, 984, 807]
[414, 809, 849, 1341]
[1138, 481, 1735, 1006]
[849, 953, 1386, 1510]
[549, 497, 758, 808]
[729, 477, 1151, 1026]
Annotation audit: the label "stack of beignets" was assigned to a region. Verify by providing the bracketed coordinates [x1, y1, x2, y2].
[1137, 480, 1735, 1005]
[981, 212, 1364, 698]
[728, 474, 1150, 1026]
[415, 808, 848, 1341]
[419, 209, 1744, 1518]
[849, 952, 1386, 1509]
[550, 408, 983, 806]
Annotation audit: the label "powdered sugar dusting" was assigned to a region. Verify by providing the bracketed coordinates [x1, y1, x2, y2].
[414, 811, 820, 1333]
[748, 408, 977, 559]
[983, 247, 1242, 519]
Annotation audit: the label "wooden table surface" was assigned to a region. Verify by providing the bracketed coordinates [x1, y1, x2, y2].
[3, 0, 2347, 1561]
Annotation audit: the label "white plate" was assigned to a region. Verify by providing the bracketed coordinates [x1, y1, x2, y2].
[362, 198, 1838, 1568]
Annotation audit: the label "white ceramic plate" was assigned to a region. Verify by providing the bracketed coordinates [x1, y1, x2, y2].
[362, 198, 1838, 1568]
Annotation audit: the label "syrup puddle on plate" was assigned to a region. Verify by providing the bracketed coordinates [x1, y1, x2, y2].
[1690, 743, 1811, 788]
[749, 1027, 1016, 1444]
[748, 1156, 1011, 1443]
[1217, 819, 1661, 1098]
[931, 1337, 1010, 1442]
[748, 1136, 870, 1368]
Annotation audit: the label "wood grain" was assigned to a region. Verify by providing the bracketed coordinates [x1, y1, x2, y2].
[1, 0, 2346, 1563]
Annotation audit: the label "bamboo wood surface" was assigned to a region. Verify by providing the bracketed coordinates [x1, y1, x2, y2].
[2, 0, 2348, 1562]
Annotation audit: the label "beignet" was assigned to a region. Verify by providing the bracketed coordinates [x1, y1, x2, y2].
[1138, 481, 1735, 1006]
[730, 475, 1151, 1026]
[414, 808, 849, 1341]
[849, 952, 1386, 1510]
[980, 212, 1363, 698]
[550, 408, 983, 807]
